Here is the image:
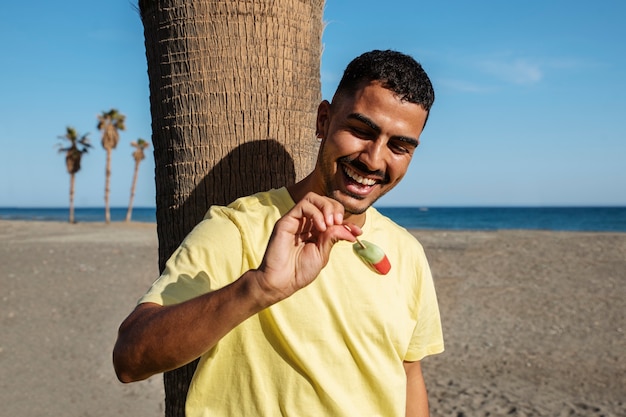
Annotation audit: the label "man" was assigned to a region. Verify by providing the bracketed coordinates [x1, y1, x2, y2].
[113, 49, 444, 416]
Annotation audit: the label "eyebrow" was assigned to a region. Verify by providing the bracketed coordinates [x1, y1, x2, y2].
[347, 112, 420, 148]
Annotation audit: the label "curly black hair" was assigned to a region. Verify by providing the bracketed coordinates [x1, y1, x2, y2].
[333, 50, 435, 114]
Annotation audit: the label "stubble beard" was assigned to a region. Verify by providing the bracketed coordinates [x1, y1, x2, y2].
[322, 158, 387, 216]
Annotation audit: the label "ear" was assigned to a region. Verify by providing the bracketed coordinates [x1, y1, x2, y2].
[315, 100, 331, 139]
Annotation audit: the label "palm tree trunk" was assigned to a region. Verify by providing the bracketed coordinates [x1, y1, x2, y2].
[69, 173, 75, 224]
[125, 160, 141, 222]
[139, 0, 324, 415]
[104, 149, 112, 223]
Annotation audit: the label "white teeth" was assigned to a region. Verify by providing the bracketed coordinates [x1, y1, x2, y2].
[344, 166, 376, 186]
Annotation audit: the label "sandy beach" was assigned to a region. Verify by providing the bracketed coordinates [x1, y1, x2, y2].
[1, 219, 624, 416]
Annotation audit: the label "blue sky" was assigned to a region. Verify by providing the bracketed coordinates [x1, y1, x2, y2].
[1, 1, 625, 208]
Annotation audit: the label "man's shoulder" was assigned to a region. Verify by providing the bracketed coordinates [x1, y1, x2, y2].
[204, 187, 293, 220]
[368, 207, 416, 238]
[228, 187, 294, 212]
[200, 188, 294, 240]
[367, 207, 426, 255]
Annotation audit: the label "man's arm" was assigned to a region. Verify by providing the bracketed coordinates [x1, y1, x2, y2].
[113, 272, 269, 382]
[404, 360, 430, 417]
[113, 193, 359, 383]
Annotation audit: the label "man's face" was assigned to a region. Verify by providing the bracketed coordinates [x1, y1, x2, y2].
[315, 81, 428, 216]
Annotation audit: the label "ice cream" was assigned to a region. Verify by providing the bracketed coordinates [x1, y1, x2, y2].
[344, 225, 391, 275]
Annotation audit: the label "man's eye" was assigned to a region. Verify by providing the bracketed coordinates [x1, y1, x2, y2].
[351, 127, 371, 137]
[389, 142, 410, 154]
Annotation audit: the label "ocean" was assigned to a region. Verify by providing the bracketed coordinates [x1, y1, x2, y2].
[1, 206, 625, 232]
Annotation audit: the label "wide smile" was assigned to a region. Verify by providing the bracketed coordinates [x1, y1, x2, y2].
[341, 164, 380, 197]
[344, 165, 376, 185]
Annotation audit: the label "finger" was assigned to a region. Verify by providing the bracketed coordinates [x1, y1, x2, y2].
[291, 198, 329, 233]
[301, 193, 345, 228]
[316, 223, 359, 260]
[342, 223, 363, 237]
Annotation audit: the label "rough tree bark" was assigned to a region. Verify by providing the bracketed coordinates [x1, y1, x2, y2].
[138, 1, 324, 415]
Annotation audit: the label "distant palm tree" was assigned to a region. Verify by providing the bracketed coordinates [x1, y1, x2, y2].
[57, 127, 91, 223]
[126, 138, 150, 222]
[97, 108, 126, 223]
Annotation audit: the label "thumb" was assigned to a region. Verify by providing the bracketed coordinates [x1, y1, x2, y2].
[317, 223, 357, 259]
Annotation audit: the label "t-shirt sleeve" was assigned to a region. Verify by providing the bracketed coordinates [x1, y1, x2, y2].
[404, 244, 445, 362]
[138, 207, 244, 306]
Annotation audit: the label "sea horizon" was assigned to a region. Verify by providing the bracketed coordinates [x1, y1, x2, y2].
[1, 206, 626, 232]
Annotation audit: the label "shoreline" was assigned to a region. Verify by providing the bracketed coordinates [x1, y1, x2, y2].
[2, 220, 625, 416]
[3, 218, 626, 234]
[3, 205, 626, 233]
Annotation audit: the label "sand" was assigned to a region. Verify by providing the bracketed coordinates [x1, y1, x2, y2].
[1, 220, 624, 416]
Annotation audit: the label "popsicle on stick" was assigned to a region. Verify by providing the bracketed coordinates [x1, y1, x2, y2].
[344, 225, 391, 275]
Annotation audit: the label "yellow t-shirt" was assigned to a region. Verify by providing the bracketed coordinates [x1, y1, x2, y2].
[139, 187, 444, 417]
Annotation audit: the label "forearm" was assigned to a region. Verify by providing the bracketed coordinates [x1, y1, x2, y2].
[113, 269, 270, 382]
[404, 360, 430, 417]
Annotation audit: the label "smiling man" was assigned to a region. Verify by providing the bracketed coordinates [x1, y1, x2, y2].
[293, 78, 428, 220]
[113, 50, 444, 417]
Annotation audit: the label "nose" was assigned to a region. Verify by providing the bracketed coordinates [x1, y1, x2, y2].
[358, 139, 387, 174]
